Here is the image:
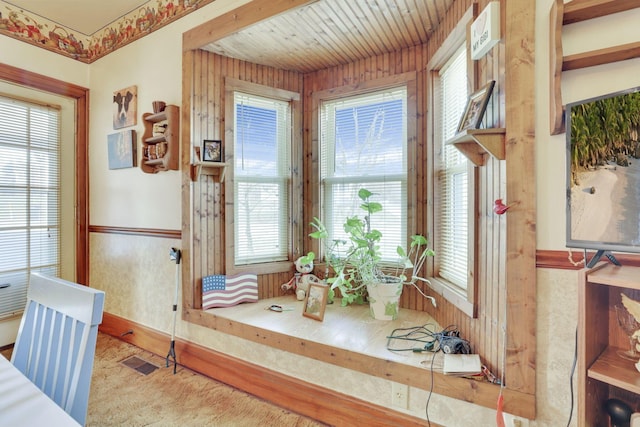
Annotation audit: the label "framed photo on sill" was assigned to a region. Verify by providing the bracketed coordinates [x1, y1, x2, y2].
[302, 283, 329, 321]
[457, 80, 495, 132]
[202, 139, 223, 162]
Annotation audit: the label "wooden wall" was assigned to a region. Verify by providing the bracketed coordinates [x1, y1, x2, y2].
[181, 0, 535, 401]
[181, 50, 304, 309]
[416, 0, 507, 380]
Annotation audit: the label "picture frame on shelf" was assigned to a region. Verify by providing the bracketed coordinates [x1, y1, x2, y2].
[457, 80, 495, 132]
[202, 139, 223, 162]
[302, 283, 328, 321]
[107, 130, 136, 169]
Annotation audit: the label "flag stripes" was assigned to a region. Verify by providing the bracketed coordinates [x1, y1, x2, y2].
[202, 273, 258, 309]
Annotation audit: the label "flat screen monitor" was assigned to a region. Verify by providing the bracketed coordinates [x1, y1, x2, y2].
[565, 87, 640, 266]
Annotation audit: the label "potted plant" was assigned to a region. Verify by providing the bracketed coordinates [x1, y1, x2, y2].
[310, 188, 436, 320]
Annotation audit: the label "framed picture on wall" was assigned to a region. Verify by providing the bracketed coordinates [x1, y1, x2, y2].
[107, 130, 136, 169]
[113, 85, 137, 129]
[457, 80, 495, 132]
[202, 139, 223, 162]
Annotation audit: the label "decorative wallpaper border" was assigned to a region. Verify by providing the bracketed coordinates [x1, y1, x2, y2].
[0, 0, 214, 63]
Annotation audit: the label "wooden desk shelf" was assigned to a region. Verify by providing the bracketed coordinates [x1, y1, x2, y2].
[446, 128, 506, 166]
[579, 264, 640, 426]
[588, 346, 640, 396]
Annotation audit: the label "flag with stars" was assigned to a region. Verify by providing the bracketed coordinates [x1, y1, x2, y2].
[202, 273, 258, 309]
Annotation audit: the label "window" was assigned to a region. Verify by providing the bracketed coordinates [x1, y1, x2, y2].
[437, 47, 469, 289]
[319, 86, 408, 262]
[0, 96, 60, 318]
[428, 36, 478, 317]
[225, 79, 301, 272]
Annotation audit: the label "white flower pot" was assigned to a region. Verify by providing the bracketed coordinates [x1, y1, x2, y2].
[366, 279, 403, 320]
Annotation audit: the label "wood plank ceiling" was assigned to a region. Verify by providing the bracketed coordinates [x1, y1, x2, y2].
[201, 0, 454, 73]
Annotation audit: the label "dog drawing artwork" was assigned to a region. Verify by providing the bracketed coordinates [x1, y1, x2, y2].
[113, 86, 137, 129]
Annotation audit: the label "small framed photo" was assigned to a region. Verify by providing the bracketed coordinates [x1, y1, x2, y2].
[202, 139, 223, 162]
[457, 80, 495, 133]
[303, 283, 329, 321]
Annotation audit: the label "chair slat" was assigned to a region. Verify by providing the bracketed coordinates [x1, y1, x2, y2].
[11, 273, 105, 426]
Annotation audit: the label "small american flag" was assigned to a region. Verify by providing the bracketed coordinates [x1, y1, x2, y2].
[202, 273, 258, 309]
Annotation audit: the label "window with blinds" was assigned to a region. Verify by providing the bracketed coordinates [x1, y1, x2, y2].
[233, 92, 291, 265]
[437, 46, 469, 290]
[0, 96, 60, 318]
[320, 87, 407, 262]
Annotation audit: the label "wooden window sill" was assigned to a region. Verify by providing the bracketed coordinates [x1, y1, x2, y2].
[184, 295, 534, 418]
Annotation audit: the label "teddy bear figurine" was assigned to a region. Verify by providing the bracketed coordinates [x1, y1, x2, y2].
[281, 253, 323, 301]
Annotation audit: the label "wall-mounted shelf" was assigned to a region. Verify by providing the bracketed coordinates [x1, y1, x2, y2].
[140, 105, 179, 173]
[549, 0, 640, 135]
[189, 147, 226, 182]
[446, 128, 506, 166]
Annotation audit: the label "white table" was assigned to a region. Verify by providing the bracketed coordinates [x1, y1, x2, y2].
[0, 355, 81, 427]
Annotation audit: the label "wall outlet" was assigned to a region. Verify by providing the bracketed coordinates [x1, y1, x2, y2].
[511, 418, 529, 427]
[391, 383, 409, 409]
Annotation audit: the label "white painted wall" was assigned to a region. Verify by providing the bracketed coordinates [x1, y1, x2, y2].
[88, 0, 248, 229]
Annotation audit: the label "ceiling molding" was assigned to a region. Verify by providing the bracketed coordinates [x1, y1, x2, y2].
[0, 0, 215, 63]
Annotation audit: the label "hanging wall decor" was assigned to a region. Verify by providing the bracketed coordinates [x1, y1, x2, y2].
[113, 85, 138, 129]
[107, 130, 136, 169]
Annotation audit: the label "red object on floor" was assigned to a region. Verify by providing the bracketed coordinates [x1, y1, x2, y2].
[496, 394, 505, 427]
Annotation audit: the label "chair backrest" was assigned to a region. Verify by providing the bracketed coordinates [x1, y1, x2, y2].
[11, 272, 105, 426]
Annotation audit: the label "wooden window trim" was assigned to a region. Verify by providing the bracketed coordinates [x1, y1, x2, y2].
[424, 6, 478, 318]
[223, 78, 303, 275]
[308, 72, 418, 258]
[0, 64, 89, 285]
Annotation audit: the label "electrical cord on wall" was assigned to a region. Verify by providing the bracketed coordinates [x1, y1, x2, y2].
[566, 327, 577, 427]
[386, 324, 466, 427]
[425, 349, 436, 427]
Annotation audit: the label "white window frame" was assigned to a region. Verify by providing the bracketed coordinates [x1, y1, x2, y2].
[311, 73, 418, 268]
[426, 9, 478, 317]
[0, 95, 61, 318]
[224, 78, 302, 274]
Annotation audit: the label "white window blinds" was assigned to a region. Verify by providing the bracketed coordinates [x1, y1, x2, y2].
[320, 87, 407, 262]
[438, 47, 469, 289]
[233, 92, 291, 265]
[0, 96, 60, 318]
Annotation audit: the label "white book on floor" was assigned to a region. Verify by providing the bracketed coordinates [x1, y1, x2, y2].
[442, 354, 482, 376]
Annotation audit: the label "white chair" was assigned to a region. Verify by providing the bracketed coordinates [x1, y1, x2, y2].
[11, 272, 105, 426]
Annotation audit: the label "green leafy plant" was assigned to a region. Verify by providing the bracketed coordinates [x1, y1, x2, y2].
[310, 188, 435, 307]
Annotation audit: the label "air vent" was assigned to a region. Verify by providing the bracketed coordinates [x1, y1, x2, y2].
[120, 356, 159, 376]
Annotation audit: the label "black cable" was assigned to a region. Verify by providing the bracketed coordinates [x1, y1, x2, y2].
[425, 349, 436, 427]
[386, 324, 461, 353]
[567, 327, 577, 427]
[387, 323, 463, 427]
[387, 324, 470, 426]
[386, 323, 440, 352]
